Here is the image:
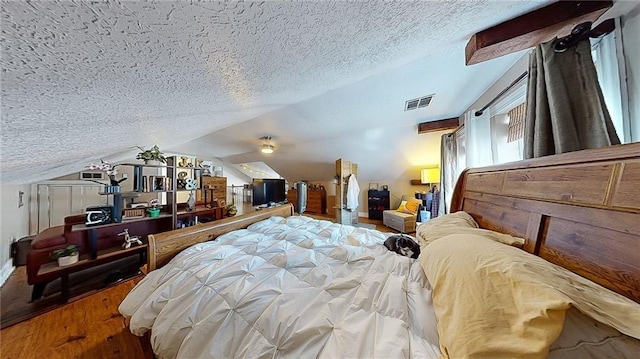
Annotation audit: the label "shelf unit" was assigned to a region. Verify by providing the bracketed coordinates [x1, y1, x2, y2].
[167, 157, 228, 229]
[367, 190, 389, 220]
[87, 156, 229, 232]
[34, 157, 227, 302]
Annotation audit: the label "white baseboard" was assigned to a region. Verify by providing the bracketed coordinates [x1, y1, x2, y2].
[0, 259, 15, 287]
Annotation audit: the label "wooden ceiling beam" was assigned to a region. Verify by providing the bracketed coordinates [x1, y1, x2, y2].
[417, 117, 459, 134]
[465, 0, 613, 66]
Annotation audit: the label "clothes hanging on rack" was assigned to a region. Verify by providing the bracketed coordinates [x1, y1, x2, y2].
[346, 174, 360, 211]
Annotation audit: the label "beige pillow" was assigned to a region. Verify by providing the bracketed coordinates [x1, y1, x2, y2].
[421, 234, 640, 359]
[416, 211, 524, 248]
[422, 234, 568, 358]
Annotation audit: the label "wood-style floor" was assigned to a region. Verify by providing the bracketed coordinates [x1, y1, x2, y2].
[0, 209, 391, 358]
[1, 272, 153, 359]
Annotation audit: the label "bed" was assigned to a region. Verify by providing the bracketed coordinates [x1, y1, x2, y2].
[119, 142, 640, 359]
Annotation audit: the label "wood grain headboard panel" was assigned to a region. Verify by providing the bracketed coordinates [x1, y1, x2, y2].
[450, 143, 640, 303]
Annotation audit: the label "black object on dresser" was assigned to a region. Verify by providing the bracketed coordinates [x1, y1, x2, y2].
[368, 190, 390, 220]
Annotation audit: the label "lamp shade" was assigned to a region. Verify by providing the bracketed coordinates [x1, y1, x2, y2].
[420, 167, 440, 184]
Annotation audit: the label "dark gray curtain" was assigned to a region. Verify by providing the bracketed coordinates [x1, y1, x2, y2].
[524, 38, 620, 159]
[438, 132, 457, 216]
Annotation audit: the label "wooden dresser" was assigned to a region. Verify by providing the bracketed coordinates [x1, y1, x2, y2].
[198, 176, 227, 206]
[287, 188, 326, 214]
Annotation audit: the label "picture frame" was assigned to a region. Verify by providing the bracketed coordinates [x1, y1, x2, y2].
[369, 183, 379, 190]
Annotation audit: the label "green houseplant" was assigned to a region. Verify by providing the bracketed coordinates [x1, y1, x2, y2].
[136, 145, 167, 165]
[225, 203, 237, 217]
[146, 200, 163, 218]
[51, 244, 79, 266]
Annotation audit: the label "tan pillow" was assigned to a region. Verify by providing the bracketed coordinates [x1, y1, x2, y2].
[416, 211, 524, 248]
[422, 234, 568, 358]
[421, 234, 640, 358]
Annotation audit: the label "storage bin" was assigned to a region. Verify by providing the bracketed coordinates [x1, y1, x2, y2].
[11, 236, 34, 266]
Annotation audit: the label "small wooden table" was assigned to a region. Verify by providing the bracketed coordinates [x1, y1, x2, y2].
[34, 244, 147, 302]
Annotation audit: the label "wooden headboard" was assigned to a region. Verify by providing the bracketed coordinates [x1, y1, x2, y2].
[450, 142, 640, 303]
[147, 204, 294, 271]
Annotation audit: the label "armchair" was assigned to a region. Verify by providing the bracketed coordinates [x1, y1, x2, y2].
[382, 195, 421, 233]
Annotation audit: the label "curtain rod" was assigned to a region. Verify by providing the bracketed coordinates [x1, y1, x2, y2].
[474, 71, 528, 117]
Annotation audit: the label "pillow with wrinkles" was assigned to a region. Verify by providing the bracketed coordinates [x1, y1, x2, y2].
[421, 233, 640, 358]
[416, 211, 524, 248]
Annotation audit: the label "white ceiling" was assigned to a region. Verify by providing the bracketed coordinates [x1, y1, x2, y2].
[0, 0, 550, 185]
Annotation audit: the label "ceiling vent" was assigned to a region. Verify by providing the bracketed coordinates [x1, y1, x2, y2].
[405, 94, 434, 111]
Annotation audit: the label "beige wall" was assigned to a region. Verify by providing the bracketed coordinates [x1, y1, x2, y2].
[355, 129, 448, 212]
[287, 129, 448, 217]
[1, 184, 31, 285]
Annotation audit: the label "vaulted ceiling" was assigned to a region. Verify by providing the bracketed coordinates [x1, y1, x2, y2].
[0, 0, 550, 185]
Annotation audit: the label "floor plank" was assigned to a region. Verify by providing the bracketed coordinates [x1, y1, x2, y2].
[1, 277, 151, 359]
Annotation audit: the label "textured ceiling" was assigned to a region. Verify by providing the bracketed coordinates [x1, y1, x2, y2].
[0, 0, 550, 185]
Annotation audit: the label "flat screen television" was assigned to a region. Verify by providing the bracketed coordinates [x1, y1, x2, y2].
[252, 178, 286, 206]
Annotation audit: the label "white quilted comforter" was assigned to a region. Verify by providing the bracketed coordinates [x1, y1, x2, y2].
[119, 216, 441, 359]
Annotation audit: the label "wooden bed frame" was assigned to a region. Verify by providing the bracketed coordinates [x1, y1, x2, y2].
[147, 204, 294, 271]
[146, 143, 639, 304]
[451, 142, 640, 303]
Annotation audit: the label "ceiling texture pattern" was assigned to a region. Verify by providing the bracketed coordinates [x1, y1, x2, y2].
[0, 0, 548, 185]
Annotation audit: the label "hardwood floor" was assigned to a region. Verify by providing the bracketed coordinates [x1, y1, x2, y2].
[0, 209, 393, 358]
[1, 275, 152, 359]
[1, 257, 143, 329]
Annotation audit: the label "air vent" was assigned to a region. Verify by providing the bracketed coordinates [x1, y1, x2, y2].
[404, 94, 434, 111]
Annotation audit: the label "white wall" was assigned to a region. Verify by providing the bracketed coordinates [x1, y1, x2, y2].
[0, 184, 31, 285]
[622, 6, 640, 141]
[463, 54, 529, 116]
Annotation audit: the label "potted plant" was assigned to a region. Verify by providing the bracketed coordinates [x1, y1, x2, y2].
[51, 244, 79, 266]
[225, 204, 237, 217]
[146, 199, 162, 218]
[85, 160, 128, 190]
[136, 145, 167, 165]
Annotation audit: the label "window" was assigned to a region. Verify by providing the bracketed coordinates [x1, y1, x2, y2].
[592, 30, 629, 142]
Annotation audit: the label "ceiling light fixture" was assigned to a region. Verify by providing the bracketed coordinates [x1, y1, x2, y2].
[260, 136, 274, 154]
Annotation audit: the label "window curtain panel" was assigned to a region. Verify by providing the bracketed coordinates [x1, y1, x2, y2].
[592, 32, 626, 142]
[465, 109, 493, 167]
[438, 132, 457, 216]
[524, 38, 620, 159]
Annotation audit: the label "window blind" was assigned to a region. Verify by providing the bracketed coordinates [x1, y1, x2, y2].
[507, 103, 526, 142]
